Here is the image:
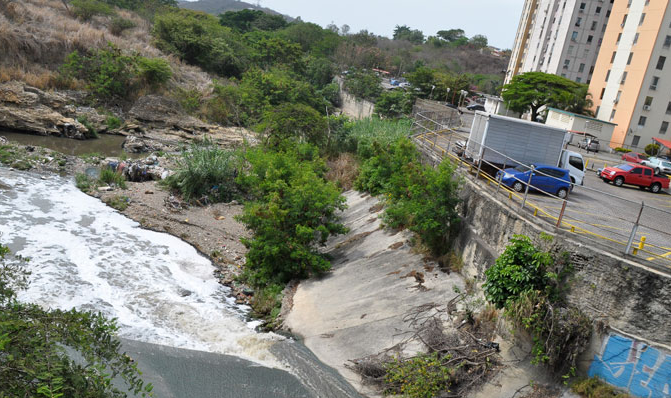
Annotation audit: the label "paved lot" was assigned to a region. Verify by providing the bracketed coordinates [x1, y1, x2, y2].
[419, 129, 671, 271]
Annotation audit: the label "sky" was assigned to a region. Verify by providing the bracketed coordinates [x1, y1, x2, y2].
[257, 0, 525, 49]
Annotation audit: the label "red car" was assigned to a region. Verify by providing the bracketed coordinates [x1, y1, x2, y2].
[621, 152, 649, 163]
[600, 163, 669, 193]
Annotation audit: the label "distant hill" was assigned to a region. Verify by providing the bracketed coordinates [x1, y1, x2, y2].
[178, 0, 289, 18]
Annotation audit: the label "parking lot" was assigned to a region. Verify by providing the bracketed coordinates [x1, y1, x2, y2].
[416, 127, 671, 271]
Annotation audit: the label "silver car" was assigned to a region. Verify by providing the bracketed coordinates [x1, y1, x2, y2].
[578, 138, 600, 152]
[642, 157, 671, 175]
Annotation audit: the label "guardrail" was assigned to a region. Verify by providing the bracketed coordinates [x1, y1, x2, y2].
[412, 124, 671, 270]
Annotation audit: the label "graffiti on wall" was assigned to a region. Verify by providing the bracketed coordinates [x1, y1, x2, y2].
[589, 334, 671, 398]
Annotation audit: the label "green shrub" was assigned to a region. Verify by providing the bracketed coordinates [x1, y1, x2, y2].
[164, 139, 242, 202]
[375, 90, 416, 119]
[256, 103, 328, 149]
[350, 117, 412, 158]
[70, 0, 115, 21]
[137, 57, 172, 87]
[76, 115, 98, 138]
[355, 137, 418, 195]
[645, 143, 660, 156]
[60, 43, 138, 100]
[75, 173, 94, 191]
[236, 147, 347, 286]
[384, 353, 452, 398]
[249, 284, 283, 328]
[103, 195, 130, 211]
[343, 68, 382, 101]
[175, 88, 203, 115]
[105, 115, 122, 129]
[614, 147, 632, 153]
[109, 16, 136, 36]
[99, 167, 127, 189]
[382, 159, 461, 256]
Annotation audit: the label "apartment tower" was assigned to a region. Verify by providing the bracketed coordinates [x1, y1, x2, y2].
[589, 0, 671, 149]
[505, 0, 614, 85]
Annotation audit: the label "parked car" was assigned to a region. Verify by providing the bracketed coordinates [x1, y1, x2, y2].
[621, 152, 648, 163]
[578, 138, 600, 152]
[641, 157, 671, 175]
[600, 163, 669, 193]
[496, 164, 572, 199]
[466, 103, 486, 112]
[445, 103, 459, 110]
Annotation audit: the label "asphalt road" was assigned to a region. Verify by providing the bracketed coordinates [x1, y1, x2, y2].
[421, 128, 671, 270]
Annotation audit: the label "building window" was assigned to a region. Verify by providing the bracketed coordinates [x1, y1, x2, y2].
[564, 59, 570, 69]
[617, 33, 622, 44]
[576, 77, 582, 82]
[611, 51, 616, 63]
[572, 31, 578, 41]
[621, 71, 628, 84]
[664, 35, 671, 48]
[632, 135, 641, 147]
[591, 21, 598, 31]
[661, 121, 669, 135]
[633, 33, 639, 45]
[651, 76, 660, 90]
[657, 56, 666, 70]
[587, 35, 593, 43]
[596, 6, 602, 14]
[606, 10, 611, 17]
[627, 52, 634, 65]
[667, 101, 671, 115]
[578, 63, 585, 73]
[596, 106, 600, 115]
[615, 90, 622, 104]
[603, 23, 607, 32]
[561, 73, 566, 77]
[576, 17, 582, 27]
[580, 2, 586, 10]
[638, 116, 647, 126]
[645, 96, 654, 106]
[639, 13, 646, 26]
[605, 70, 611, 82]
[600, 88, 606, 99]
[622, 14, 628, 26]
[569, 45, 575, 55]
[627, 0, 632, 7]
[610, 109, 616, 121]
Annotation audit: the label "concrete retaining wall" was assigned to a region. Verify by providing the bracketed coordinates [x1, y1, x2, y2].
[335, 77, 375, 120]
[453, 178, 671, 397]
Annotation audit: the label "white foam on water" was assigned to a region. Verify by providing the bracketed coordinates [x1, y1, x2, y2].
[0, 169, 286, 369]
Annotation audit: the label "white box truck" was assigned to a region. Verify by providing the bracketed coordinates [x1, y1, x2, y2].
[465, 112, 586, 185]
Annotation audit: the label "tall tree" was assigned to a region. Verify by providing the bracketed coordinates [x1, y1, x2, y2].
[502, 72, 583, 121]
[392, 25, 424, 44]
[436, 29, 465, 42]
[469, 34, 488, 48]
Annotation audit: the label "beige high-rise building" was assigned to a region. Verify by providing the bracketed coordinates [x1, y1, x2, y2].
[589, 0, 671, 150]
[505, 0, 614, 85]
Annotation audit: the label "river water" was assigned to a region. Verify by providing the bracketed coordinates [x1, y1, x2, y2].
[0, 167, 362, 398]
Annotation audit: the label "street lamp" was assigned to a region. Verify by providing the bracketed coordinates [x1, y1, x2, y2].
[430, 85, 436, 99]
[446, 87, 451, 103]
[459, 90, 468, 108]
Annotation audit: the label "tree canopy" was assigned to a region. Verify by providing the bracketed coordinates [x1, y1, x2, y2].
[0, 245, 152, 397]
[393, 25, 425, 44]
[502, 72, 591, 121]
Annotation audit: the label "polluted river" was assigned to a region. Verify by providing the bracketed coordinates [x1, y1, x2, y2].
[0, 165, 362, 398]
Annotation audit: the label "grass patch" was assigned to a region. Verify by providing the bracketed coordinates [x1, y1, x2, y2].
[249, 284, 283, 329]
[325, 152, 359, 191]
[75, 173, 95, 191]
[571, 377, 632, 398]
[79, 152, 103, 164]
[350, 117, 413, 158]
[77, 115, 98, 138]
[103, 195, 130, 211]
[99, 167, 127, 189]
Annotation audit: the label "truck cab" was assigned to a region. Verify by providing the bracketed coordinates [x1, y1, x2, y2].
[559, 150, 585, 186]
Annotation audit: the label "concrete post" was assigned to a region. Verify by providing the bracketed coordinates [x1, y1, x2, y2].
[625, 201, 645, 255]
[521, 165, 535, 209]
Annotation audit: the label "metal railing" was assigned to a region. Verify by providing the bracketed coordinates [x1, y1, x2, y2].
[412, 123, 671, 270]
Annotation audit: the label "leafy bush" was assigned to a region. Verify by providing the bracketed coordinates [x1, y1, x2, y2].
[383, 159, 461, 256]
[0, 245, 153, 397]
[61, 43, 138, 100]
[614, 147, 632, 153]
[106, 115, 122, 129]
[137, 57, 172, 87]
[343, 69, 382, 101]
[70, 0, 115, 21]
[103, 195, 130, 211]
[256, 103, 328, 149]
[236, 147, 347, 286]
[350, 117, 412, 158]
[384, 353, 452, 398]
[645, 143, 660, 156]
[109, 16, 136, 36]
[355, 137, 418, 195]
[482, 235, 554, 309]
[75, 173, 94, 191]
[164, 139, 242, 202]
[375, 90, 416, 119]
[249, 284, 284, 328]
[175, 88, 203, 115]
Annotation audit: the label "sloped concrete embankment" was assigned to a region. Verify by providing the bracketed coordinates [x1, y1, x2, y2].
[283, 191, 466, 397]
[455, 177, 671, 397]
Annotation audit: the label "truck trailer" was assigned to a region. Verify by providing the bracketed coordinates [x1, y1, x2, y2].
[465, 112, 585, 185]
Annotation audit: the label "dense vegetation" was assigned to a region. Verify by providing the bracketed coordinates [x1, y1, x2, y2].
[0, 244, 153, 397]
[483, 235, 592, 375]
